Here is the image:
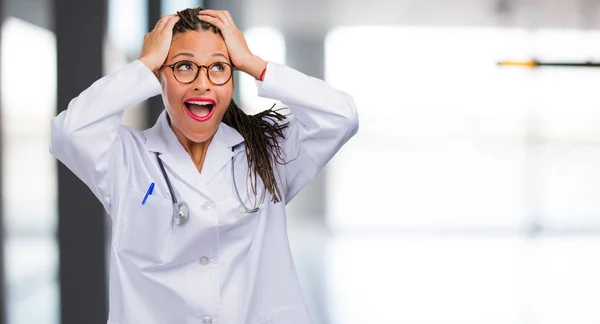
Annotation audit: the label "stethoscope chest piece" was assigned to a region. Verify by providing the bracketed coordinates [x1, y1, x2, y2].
[173, 202, 189, 226]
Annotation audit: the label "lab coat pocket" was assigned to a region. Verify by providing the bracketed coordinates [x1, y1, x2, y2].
[117, 190, 174, 264]
[258, 303, 312, 324]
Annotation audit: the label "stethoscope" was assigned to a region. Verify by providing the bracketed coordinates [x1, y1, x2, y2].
[154, 152, 266, 226]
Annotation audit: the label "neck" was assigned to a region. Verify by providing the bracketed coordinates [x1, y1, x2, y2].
[170, 122, 213, 173]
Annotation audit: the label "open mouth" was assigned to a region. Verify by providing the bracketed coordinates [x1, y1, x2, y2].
[184, 98, 216, 122]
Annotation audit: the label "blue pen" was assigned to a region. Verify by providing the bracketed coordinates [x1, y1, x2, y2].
[142, 182, 155, 205]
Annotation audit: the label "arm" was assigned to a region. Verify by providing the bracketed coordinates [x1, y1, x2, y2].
[197, 10, 359, 203]
[256, 61, 359, 203]
[50, 60, 161, 212]
[50, 14, 179, 213]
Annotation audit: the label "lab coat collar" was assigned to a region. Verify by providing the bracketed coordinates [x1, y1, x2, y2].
[143, 110, 245, 196]
[144, 110, 244, 153]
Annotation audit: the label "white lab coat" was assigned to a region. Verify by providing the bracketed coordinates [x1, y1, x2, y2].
[50, 60, 358, 324]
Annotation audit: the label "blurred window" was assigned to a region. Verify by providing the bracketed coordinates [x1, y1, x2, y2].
[1, 17, 59, 324]
[324, 26, 600, 324]
[325, 26, 600, 233]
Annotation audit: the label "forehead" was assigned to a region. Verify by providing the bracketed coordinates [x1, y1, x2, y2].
[169, 30, 229, 61]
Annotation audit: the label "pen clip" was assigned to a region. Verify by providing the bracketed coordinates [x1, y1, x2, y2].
[142, 182, 155, 205]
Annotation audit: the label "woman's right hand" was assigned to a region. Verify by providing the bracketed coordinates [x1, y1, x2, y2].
[138, 14, 180, 72]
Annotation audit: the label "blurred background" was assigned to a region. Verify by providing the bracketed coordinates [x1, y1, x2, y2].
[2, 0, 600, 323]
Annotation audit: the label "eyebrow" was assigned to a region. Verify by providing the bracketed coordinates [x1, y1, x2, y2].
[172, 52, 229, 61]
[211, 53, 228, 60]
[172, 52, 194, 60]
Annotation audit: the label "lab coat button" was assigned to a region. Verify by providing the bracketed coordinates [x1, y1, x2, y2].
[199, 256, 210, 265]
[202, 316, 213, 324]
[202, 201, 214, 210]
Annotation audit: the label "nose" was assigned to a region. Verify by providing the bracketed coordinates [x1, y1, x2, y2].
[192, 68, 211, 92]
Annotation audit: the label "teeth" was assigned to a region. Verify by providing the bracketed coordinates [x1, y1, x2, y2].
[189, 102, 211, 105]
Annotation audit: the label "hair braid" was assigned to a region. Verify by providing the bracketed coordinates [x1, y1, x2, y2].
[222, 101, 288, 203]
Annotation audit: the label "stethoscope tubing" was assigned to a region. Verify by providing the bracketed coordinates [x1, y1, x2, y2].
[154, 151, 266, 226]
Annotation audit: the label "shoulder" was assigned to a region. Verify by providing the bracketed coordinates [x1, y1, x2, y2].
[112, 125, 151, 159]
[118, 125, 146, 145]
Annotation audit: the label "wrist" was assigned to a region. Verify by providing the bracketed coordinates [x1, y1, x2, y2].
[139, 56, 159, 72]
[258, 67, 267, 81]
[240, 55, 267, 80]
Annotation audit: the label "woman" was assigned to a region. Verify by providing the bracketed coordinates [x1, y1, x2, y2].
[50, 7, 358, 324]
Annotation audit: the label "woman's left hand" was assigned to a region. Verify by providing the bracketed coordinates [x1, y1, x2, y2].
[198, 10, 266, 79]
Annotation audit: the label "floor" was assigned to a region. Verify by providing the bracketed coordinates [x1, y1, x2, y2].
[5, 225, 600, 324]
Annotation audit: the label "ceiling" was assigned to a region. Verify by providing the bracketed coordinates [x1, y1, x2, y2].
[8, 0, 600, 36]
[238, 0, 600, 33]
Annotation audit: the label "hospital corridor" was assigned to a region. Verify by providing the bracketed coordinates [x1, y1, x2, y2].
[2, 0, 600, 323]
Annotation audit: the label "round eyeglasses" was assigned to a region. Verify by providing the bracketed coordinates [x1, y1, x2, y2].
[165, 60, 234, 86]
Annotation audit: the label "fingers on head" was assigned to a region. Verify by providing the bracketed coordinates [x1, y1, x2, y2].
[198, 13, 221, 26]
[155, 14, 179, 31]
